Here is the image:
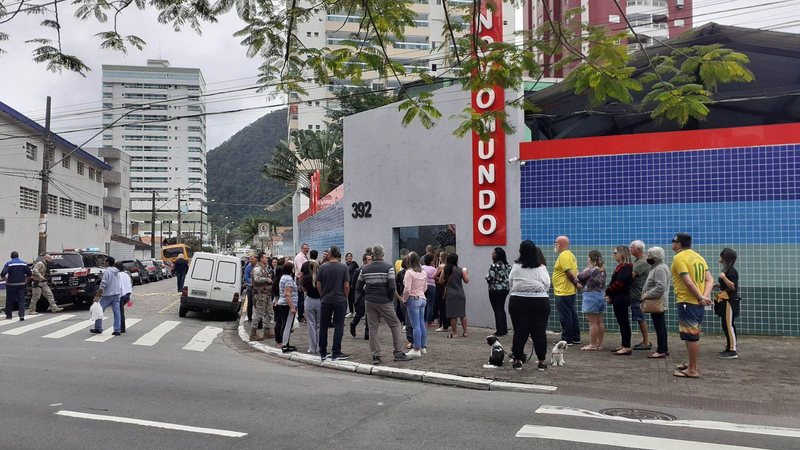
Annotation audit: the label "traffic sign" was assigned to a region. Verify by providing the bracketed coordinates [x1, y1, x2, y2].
[258, 223, 270, 238]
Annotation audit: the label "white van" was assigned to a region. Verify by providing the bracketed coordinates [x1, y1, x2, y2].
[179, 252, 241, 319]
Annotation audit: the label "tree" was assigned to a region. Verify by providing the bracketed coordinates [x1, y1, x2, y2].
[0, 1, 754, 135]
[326, 87, 397, 135]
[238, 216, 280, 243]
[261, 129, 343, 211]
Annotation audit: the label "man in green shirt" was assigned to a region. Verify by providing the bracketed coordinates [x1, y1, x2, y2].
[553, 236, 580, 345]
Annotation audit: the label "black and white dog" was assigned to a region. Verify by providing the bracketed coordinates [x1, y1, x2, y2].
[483, 335, 506, 368]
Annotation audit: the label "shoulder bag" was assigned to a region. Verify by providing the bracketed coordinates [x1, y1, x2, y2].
[641, 297, 664, 314]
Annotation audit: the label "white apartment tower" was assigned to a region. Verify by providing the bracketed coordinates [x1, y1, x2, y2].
[101, 60, 207, 244]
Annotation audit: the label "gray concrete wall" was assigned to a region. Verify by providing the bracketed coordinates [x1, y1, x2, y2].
[343, 86, 524, 327]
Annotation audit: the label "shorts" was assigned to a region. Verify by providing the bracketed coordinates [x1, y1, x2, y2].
[630, 299, 645, 322]
[581, 291, 606, 314]
[678, 302, 705, 342]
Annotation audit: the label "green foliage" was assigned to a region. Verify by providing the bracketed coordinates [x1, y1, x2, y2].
[327, 87, 397, 134]
[238, 216, 280, 243]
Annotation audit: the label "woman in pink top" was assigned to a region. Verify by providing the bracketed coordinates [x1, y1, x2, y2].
[421, 254, 437, 325]
[403, 252, 429, 357]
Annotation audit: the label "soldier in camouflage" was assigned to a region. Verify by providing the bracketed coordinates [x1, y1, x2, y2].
[30, 254, 63, 314]
[250, 252, 274, 341]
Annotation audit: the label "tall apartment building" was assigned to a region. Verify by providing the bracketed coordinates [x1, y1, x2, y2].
[101, 60, 208, 244]
[527, 0, 693, 77]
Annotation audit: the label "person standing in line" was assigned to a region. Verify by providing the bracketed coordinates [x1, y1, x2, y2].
[275, 260, 297, 351]
[421, 254, 437, 326]
[402, 252, 428, 357]
[357, 244, 412, 364]
[244, 255, 256, 323]
[606, 246, 634, 355]
[395, 257, 413, 347]
[115, 262, 133, 333]
[433, 251, 449, 332]
[294, 243, 310, 323]
[173, 255, 189, 293]
[90, 257, 122, 336]
[30, 254, 63, 314]
[444, 253, 470, 338]
[553, 236, 580, 345]
[485, 247, 511, 337]
[316, 246, 350, 360]
[271, 257, 285, 314]
[629, 240, 652, 351]
[577, 250, 607, 351]
[301, 251, 322, 354]
[251, 253, 274, 341]
[671, 233, 713, 378]
[508, 240, 551, 371]
[394, 248, 409, 275]
[641, 246, 670, 358]
[345, 252, 359, 318]
[716, 248, 740, 360]
[1, 251, 32, 321]
[349, 253, 371, 339]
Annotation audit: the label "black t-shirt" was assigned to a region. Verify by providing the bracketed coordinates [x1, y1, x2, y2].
[301, 261, 321, 298]
[317, 261, 349, 304]
[720, 267, 739, 298]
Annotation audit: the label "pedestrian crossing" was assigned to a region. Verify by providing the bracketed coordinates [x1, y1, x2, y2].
[0, 315, 223, 352]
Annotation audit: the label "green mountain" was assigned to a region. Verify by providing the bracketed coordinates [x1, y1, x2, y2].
[207, 109, 291, 231]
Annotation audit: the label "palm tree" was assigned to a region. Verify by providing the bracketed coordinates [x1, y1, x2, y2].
[262, 129, 343, 211]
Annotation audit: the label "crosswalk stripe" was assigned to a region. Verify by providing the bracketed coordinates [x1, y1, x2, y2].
[182, 326, 222, 352]
[534, 405, 800, 439]
[0, 314, 43, 328]
[86, 318, 141, 342]
[42, 317, 108, 339]
[2, 315, 75, 335]
[132, 321, 181, 347]
[515, 425, 766, 450]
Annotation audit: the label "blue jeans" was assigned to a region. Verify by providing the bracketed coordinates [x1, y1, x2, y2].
[95, 295, 121, 332]
[407, 296, 427, 349]
[319, 302, 346, 356]
[176, 273, 186, 292]
[423, 285, 436, 324]
[555, 295, 580, 343]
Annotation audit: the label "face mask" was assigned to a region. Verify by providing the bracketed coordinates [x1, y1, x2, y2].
[646, 258, 656, 265]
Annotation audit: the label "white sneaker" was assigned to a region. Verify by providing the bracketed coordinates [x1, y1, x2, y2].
[402, 326, 407, 332]
[407, 349, 422, 357]
[345, 312, 354, 318]
[421, 347, 427, 354]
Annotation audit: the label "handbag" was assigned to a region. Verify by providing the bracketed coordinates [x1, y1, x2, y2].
[641, 297, 664, 314]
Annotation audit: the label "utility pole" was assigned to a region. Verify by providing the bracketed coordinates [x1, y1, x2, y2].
[160, 221, 163, 246]
[150, 192, 156, 258]
[37, 97, 52, 256]
[199, 208, 204, 249]
[176, 188, 182, 244]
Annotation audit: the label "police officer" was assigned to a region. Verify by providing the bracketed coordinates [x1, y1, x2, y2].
[30, 254, 64, 314]
[1, 251, 32, 321]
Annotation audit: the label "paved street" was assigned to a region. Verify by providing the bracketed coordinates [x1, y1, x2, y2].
[0, 279, 798, 449]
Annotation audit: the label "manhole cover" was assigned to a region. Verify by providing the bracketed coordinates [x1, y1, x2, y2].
[599, 408, 677, 421]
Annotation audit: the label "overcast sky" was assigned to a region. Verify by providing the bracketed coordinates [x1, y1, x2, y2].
[0, 0, 797, 150]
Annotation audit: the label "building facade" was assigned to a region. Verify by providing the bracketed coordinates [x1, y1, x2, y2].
[101, 60, 208, 244]
[0, 102, 113, 261]
[92, 147, 131, 237]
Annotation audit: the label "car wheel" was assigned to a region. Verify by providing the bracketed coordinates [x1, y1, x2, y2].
[179, 305, 188, 318]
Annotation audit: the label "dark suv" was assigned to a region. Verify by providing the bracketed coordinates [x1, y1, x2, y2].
[26, 251, 109, 310]
[120, 259, 149, 286]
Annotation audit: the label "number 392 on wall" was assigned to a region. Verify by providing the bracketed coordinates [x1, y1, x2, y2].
[352, 201, 372, 219]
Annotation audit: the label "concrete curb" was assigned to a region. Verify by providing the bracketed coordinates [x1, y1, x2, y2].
[238, 320, 556, 393]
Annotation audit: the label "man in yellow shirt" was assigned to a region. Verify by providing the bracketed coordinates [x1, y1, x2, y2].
[671, 233, 713, 379]
[553, 236, 580, 345]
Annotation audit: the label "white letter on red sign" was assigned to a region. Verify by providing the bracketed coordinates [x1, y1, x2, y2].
[479, 11, 493, 31]
[478, 138, 495, 159]
[476, 88, 495, 109]
[478, 215, 497, 235]
[478, 190, 496, 209]
[478, 164, 495, 185]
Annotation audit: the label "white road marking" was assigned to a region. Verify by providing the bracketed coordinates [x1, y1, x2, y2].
[182, 326, 222, 352]
[516, 425, 766, 450]
[54, 410, 246, 438]
[2, 315, 75, 335]
[43, 318, 107, 339]
[85, 318, 141, 342]
[535, 405, 800, 439]
[50, 403, 63, 407]
[0, 314, 43, 327]
[132, 321, 181, 346]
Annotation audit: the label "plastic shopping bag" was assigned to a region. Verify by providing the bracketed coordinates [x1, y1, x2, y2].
[89, 301, 103, 321]
[291, 314, 300, 331]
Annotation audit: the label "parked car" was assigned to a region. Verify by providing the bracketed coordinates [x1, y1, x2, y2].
[154, 260, 170, 279]
[25, 251, 109, 310]
[179, 252, 241, 319]
[120, 259, 149, 286]
[141, 259, 162, 281]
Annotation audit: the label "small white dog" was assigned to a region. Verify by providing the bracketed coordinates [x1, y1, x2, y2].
[550, 340, 568, 366]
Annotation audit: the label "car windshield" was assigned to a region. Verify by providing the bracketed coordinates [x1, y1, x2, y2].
[46, 254, 84, 269]
[122, 262, 137, 270]
[163, 248, 184, 258]
[81, 253, 106, 268]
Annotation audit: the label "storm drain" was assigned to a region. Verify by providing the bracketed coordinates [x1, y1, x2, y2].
[598, 408, 677, 421]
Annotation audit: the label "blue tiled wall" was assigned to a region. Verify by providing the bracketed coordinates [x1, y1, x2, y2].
[520, 142, 800, 336]
[298, 201, 345, 254]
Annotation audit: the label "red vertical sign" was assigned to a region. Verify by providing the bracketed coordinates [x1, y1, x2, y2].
[472, 0, 506, 246]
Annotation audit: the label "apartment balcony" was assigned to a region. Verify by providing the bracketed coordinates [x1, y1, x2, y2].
[103, 196, 122, 211]
[103, 170, 122, 185]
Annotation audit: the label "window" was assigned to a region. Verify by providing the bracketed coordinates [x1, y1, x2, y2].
[88, 167, 95, 180]
[131, 177, 169, 183]
[76, 161, 84, 176]
[61, 153, 70, 169]
[306, 32, 311, 37]
[131, 167, 169, 173]
[74, 202, 87, 220]
[216, 261, 238, 284]
[674, 19, 685, 27]
[308, 125, 313, 130]
[59, 197, 72, 216]
[131, 156, 169, 162]
[19, 187, 38, 210]
[189, 147, 203, 153]
[102, 92, 112, 98]
[188, 137, 203, 143]
[25, 142, 37, 161]
[96, 171, 102, 183]
[190, 257, 214, 281]
[314, 32, 319, 37]
[47, 146, 54, 162]
[47, 194, 58, 214]
[188, 105, 201, 112]
[103, 103, 113, 109]
[188, 126, 202, 132]
[0, 218, 4, 234]
[189, 157, 203, 163]
[88, 205, 101, 216]
[315, 125, 321, 130]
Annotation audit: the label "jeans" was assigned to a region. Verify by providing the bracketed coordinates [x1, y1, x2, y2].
[319, 302, 346, 356]
[424, 285, 436, 324]
[651, 312, 669, 354]
[508, 296, 550, 362]
[94, 295, 121, 332]
[489, 289, 509, 335]
[366, 301, 405, 357]
[406, 297, 427, 349]
[273, 304, 290, 345]
[297, 290, 305, 320]
[176, 272, 186, 292]
[5, 285, 25, 319]
[555, 295, 580, 343]
[119, 293, 130, 331]
[612, 297, 632, 348]
[304, 296, 322, 353]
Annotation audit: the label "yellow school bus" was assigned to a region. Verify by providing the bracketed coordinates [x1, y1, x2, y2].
[162, 243, 193, 263]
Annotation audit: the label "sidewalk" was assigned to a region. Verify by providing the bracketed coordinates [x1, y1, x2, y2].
[242, 317, 800, 415]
